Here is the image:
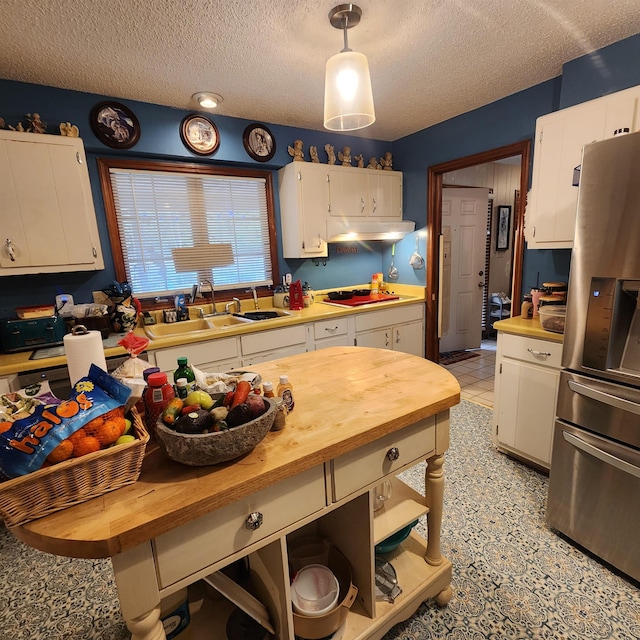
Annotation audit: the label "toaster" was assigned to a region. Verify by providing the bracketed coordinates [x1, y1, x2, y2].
[0, 315, 67, 352]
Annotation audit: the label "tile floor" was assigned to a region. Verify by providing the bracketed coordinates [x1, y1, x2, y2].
[441, 338, 497, 408]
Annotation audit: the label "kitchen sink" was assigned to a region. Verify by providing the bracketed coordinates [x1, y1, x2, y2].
[234, 309, 294, 321]
[143, 315, 251, 339]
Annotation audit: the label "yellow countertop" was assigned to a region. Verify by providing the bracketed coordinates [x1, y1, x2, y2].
[0, 284, 426, 378]
[493, 315, 564, 343]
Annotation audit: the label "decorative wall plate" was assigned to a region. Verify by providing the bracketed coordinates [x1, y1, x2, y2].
[243, 123, 276, 162]
[180, 114, 219, 156]
[90, 101, 140, 149]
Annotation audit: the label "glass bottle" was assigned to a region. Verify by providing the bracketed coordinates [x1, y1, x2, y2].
[263, 381, 275, 398]
[174, 357, 196, 394]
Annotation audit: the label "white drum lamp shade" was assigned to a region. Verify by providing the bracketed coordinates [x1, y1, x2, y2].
[324, 50, 375, 131]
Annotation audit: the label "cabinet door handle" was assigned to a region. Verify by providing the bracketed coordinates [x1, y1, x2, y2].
[5, 238, 16, 262]
[527, 348, 551, 358]
[245, 512, 263, 530]
[385, 330, 390, 347]
[395, 329, 400, 344]
[386, 447, 400, 461]
[371, 197, 377, 213]
[361, 197, 365, 214]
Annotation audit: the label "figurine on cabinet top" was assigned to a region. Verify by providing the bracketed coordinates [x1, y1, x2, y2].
[288, 139, 304, 161]
[309, 145, 320, 163]
[380, 152, 393, 170]
[59, 122, 80, 137]
[354, 153, 364, 168]
[325, 143, 336, 165]
[367, 156, 381, 170]
[26, 113, 47, 134]
[338, 146, 352, 166]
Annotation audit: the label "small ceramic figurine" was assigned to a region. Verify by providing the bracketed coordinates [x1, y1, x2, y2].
[325, 143, 336, 165]
[338, 146, 352, 166]
[380, 151, 393, 170]
[309, 145, 320, 163]
[367, 156, 381, 170]
[0, 117, 5, 129]
[354, 154, 364, 168]
[25, 113, 46, 134]
[8, 122, 25, 132]
[59, 122, 80, 137]
[287, 139, 305, 161]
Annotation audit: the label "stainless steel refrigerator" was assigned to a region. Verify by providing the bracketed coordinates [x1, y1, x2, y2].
[547, 130, 640, 582]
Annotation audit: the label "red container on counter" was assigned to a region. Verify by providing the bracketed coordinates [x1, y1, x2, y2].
[145, 372, 175, 433]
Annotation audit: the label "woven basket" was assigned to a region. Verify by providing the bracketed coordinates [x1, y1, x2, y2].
[0, 408, 148, 527]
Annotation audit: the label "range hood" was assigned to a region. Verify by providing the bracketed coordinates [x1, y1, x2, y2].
[326, 220, 415, 242]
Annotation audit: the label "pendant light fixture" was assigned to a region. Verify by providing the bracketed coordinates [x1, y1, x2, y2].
[324, 4, 375, 132]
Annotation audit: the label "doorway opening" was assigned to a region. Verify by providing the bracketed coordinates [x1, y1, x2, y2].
[425, 140, 531, 362]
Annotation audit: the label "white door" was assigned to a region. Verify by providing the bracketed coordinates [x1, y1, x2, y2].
[439, 187, 489, 353]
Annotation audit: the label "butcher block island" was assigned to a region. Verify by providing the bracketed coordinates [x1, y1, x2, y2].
[12, 347, 459, 640]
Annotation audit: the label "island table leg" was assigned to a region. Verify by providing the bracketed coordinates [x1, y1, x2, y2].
[424, 452, 445, 567]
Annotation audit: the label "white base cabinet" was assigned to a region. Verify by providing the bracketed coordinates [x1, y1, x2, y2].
[492, 332, 562, 469]
[355, 306, 425, 358]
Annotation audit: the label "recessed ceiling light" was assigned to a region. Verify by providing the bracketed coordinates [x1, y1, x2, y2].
[192, 92, 223, 109]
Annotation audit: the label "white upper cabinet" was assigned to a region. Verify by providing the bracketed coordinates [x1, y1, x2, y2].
[0, 130, 104, 274]
[328, 166, 402, 220]
[278, 162, 330, 259]
[278, 162, 403, 259]
[526, 85, 640, 249]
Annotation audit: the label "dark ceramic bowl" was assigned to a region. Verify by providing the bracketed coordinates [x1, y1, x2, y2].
[155, 396, 276, 466]
[374, 520, 419, 554]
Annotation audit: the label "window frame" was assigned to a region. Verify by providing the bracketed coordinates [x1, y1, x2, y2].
[97, 157, 280, 308]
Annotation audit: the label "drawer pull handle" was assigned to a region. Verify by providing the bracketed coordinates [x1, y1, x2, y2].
[245, 512, 263, 530]
[325, 325, 339, 334]
[527, 348, 551, 357]
[386, 447, 400, 461]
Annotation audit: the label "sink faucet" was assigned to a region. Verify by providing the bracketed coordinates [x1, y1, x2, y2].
[246, 287, 259, 310]
[225, 297, 241, 314]
[201, 279, 215, 311]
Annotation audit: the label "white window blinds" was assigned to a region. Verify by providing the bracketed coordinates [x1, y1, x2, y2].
[108, 167, 273, 297]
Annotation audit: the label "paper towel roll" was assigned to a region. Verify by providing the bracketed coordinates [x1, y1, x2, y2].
[63, 327, 108, 386]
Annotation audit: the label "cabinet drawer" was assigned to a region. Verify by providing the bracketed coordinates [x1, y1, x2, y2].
[331, 418, 435, 501]
[501, 333, 562, 368]
[355, 305, 423, 332]
[241, 325, 307, 356]
[154, 337, 240, 374]
[313, 317, 349, 340]
[154, 465, 326, 587]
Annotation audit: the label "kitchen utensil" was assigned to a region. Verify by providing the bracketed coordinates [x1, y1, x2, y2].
[291, 564, 340, 616]
[388, 244, 399, 281]
[374, 557, 402, 603]
[409, 237, 425, 270]
[327, 291, 353, 301]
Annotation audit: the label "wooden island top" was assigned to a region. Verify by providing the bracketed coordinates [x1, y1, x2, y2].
[12, 347, 460, 560]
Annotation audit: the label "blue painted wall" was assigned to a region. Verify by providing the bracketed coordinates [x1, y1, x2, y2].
[2, 32, 640, 317]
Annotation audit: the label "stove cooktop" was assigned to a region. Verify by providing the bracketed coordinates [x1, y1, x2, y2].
[322, 293, 400, 307]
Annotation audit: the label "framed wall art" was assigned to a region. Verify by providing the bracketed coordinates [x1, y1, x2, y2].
[180, 114, 220, 156]
[496, 205, 511, 251]
[90, 101, 140, 149]
[243, 123, 276, 162]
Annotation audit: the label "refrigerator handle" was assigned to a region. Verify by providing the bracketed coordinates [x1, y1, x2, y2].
[567, 379, 640, 415]
[563, 431, 640, 479]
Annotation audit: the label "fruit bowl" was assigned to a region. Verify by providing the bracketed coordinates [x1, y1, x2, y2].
[155, 396, 277, 466]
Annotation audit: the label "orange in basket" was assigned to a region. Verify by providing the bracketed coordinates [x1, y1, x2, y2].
[72, 436, 101, 457]
[46, 439, 73, 464]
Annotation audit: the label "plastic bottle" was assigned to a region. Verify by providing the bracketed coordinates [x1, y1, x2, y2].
[145, 372, 175, 432]
[370, 274, 379, 297]
[263, 381, 275, 398]
[521, 294, 533, 319]
[175, 378, 189, 400]
[277, 374, 294, 412]
[135, 366, 161, 420]
[174, 357, 196, 394]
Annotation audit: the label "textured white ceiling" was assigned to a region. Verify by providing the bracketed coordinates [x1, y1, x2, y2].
[1, 1, 639, 141]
